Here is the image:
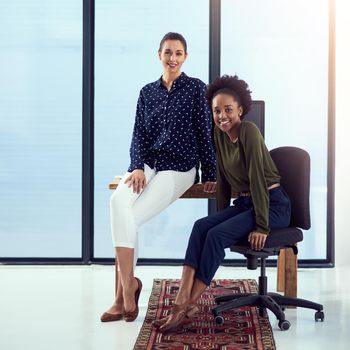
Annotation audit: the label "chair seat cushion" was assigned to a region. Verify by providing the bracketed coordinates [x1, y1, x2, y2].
[230, 227, 304, 255]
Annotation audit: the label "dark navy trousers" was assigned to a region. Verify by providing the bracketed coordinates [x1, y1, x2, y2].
[183, 187, 291, 286]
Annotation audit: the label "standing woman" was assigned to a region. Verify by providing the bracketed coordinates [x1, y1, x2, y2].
[101, 32, 216, 322]
[155, 75, 291, 332]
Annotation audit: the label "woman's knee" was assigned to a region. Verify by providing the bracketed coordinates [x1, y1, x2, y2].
[193, 216, 211, 231]
[110, 191, 120, 211]
[110, 190, 129, 212]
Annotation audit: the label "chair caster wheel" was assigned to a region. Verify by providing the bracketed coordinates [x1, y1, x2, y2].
[215, 315, 225, 325]
[315, 311, 324, 322]
[278, 319, 291, 331]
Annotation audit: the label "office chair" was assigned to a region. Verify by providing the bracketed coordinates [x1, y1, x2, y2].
[212, 147, 324, 331]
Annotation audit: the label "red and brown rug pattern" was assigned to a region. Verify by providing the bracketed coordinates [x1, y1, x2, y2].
[134, 279, 276, 350]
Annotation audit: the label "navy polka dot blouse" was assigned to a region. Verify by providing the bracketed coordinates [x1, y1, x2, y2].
[128, 72, 216, 183]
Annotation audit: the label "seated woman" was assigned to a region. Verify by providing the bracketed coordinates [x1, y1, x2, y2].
[155, 75, 292, 332]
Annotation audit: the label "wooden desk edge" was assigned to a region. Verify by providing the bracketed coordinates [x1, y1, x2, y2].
[109, 177, 216, 199]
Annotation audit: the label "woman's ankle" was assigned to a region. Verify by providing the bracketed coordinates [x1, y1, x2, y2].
[174, 295, 190, 306]
[122, 276, 138, 291]
[114, 296, 123, 305]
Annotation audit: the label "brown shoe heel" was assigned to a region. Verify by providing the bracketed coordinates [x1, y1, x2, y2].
[124, 277, 143, 322]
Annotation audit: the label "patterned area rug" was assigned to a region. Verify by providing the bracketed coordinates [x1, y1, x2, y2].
[134, 279, 276, 350]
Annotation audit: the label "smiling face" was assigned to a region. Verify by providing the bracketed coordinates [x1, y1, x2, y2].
[212, 93, 243, 137]
[158, 40, 187, 75]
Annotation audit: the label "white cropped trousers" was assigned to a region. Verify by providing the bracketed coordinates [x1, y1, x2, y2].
[110, 164, 196, 268]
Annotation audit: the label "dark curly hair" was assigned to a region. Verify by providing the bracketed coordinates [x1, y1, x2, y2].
[205, 75, 252, 118]
[159, 32, 187, 54]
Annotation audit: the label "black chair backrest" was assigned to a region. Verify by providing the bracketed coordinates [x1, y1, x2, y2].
[245, 101, 265, 137]
[270, 147, 311, 230]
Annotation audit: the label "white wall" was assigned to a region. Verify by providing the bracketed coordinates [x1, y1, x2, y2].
[335, 0, 350, 266]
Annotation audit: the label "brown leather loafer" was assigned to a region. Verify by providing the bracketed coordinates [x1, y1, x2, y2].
[100, 311, 123, 322]
[124, 277, 143, 322]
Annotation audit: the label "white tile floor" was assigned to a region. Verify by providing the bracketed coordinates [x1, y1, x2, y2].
[0, 264, 349, 350]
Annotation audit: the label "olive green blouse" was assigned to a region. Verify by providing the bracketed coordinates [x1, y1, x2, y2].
[214, 121, 280, 234]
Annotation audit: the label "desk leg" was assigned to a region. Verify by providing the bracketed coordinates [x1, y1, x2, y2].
[284, 247, 297, 300]
[277, 249, 286, 292]
[208, 198, 217, 215]
[277, 247, 297, 305]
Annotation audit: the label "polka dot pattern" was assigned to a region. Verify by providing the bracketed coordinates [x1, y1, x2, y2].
[128, 73, 216, 182]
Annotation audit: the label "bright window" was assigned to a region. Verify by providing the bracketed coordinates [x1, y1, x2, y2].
[0, 0, 82, 257]
[221, 0, 329, 259]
